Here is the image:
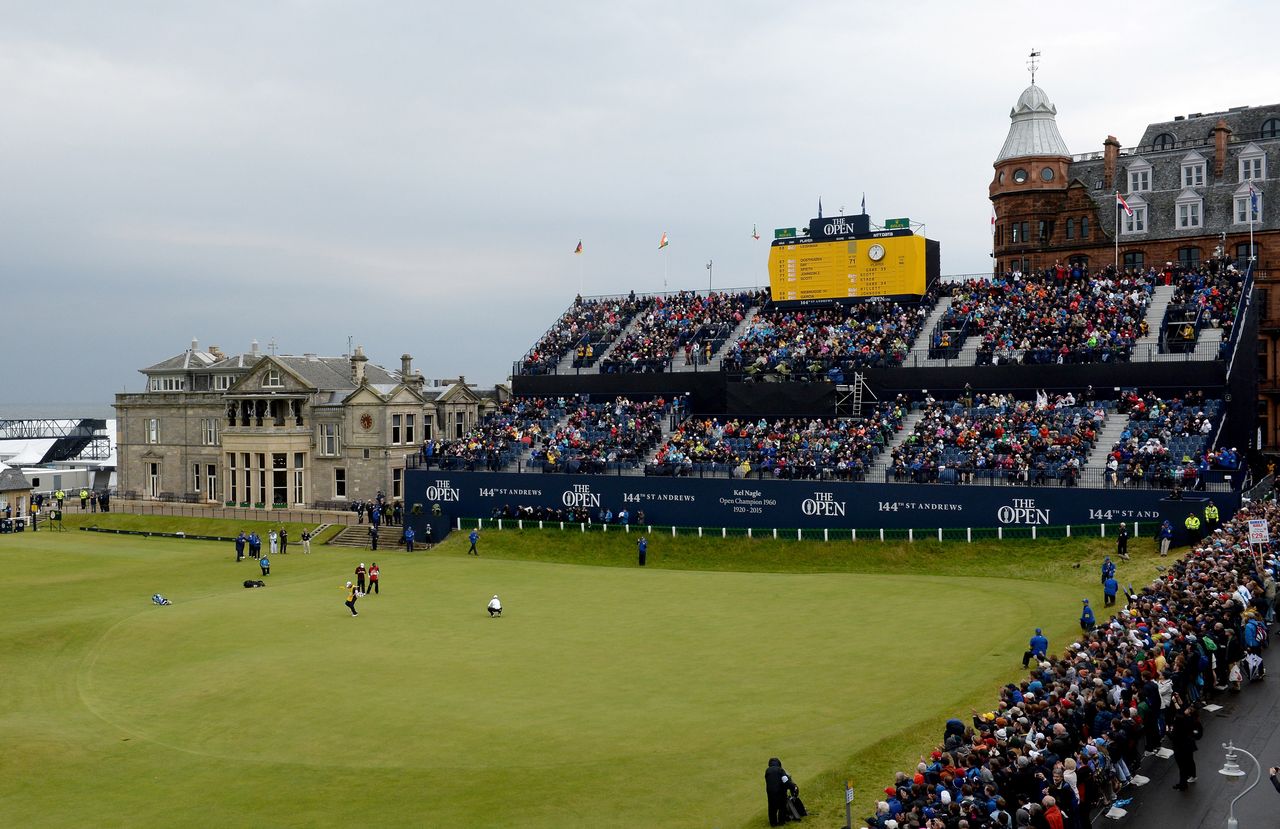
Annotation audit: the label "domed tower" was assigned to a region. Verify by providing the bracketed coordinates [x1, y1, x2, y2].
[990, 83, 1072, 197]
[990, 59, 1076, 273]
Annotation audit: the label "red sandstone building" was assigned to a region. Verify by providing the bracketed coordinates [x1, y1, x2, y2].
[989, 83, 1280, 451]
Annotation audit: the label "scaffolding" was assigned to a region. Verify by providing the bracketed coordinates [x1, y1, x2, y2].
[834, 374, 877, 418]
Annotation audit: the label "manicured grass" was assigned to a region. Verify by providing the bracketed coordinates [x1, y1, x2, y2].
[0, 519, 1175, 828]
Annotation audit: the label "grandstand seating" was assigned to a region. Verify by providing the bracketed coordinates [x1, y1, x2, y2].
[646, 401, 907, 479]
[889, 393, 1103, 485]
[938, 266, 1153, 366]
[1160, 264, 1246, 353]
[599, 290, 766, 374]
[1105, 391, 1231, 488]
[423, 397, 567, 471]
[520, 296, 644, 375]
[529, 396, 669, 473]
[721, 298, 936, 380]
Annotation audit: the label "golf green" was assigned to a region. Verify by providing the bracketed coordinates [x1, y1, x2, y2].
[2, 529, 1081, 828]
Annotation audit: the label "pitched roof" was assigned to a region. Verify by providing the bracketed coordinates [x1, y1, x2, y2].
[0, 467, 30, 491]
[1138, 105, 1280, 148]
[142, 350, 219, 373]
[272, 356, 401, 392]
[205, 352, 264, 371]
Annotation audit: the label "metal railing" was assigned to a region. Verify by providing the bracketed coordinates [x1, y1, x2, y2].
[455, 516, 1163, 545]
[97, 499, 360, 525]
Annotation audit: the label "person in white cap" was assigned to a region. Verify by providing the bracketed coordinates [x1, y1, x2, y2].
[487, 595, 502, 617]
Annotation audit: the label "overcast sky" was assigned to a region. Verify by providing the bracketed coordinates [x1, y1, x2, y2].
[3, 1, 1278, 404]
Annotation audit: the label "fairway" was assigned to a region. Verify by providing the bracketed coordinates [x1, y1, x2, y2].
[2, 527, 1103, 828]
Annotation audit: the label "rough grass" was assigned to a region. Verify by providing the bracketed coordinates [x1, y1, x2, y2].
[59, 513, 343, 543]
[0, 516, 1177, 828]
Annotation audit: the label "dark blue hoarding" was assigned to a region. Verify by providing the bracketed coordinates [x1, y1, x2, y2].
[405, 470, 1239, 543]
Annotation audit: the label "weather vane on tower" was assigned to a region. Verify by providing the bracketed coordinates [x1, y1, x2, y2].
[1027, 49, 1041, 85]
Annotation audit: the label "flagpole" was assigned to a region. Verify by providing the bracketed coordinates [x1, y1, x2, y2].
[1250, 188, 1256, 268]
[1114, 191, 1120, 273]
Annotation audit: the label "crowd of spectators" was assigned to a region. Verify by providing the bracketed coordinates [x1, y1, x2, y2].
[859, 498, 1278, 829]
[489, 502, 646, 526]
[422, 397, 566, 471]
[529, 396, 668, 473]
[939, 264, 1153, 366]
[1104, 391, 1233, 489]
[521, 295, 643, 374]
[889, 391, 1102, 486]
[1162, 263, 1245, 352]
[646, 400, 906, 479]
[599, 290, 766, 374]
[722, 299, 933, 381]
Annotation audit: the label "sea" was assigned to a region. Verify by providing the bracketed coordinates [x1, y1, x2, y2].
[0, 403, 115, 420]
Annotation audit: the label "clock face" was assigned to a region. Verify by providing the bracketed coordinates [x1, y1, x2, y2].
[868, 244, 886, 262]
[360, 413, 374, 431]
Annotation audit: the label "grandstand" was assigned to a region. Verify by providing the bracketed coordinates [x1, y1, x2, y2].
[413, 253, 1258, 544]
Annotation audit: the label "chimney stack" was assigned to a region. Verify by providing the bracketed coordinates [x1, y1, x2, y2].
[1102, 136, 1120, 191]
[251, 339, 260, 357]
[350, 345, 368, 386]
[1213, 119, 1232, 179]
[401, 353, 413, 379]
[190, 337, 199, 352]
[210, 345, 224, 359]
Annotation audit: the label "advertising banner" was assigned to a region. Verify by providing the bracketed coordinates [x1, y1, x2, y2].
[406, 470, 1237, 542]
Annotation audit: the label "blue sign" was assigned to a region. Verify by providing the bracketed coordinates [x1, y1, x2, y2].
[406, 470, 1236, 543]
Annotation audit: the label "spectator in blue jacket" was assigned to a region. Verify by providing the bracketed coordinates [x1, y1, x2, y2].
[1158, 520, 1174, 557]
[1023, 628, 1049, 667]
[1104, 576, 1120, 607]
[1244, 615, 1266, 654]
[1101, 556, 1116, 584]
[1080, 599, 1095, 631]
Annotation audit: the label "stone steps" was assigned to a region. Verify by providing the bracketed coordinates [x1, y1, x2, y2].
[1086, 414, 1130, 469]
[327, 524, 405, 548]
[1192, 326, 1224, 360]
[903, 297, 954, 365]
[868, 410, 925, 477]
[1132, 284, 1175, 361]
[669, 305, 762, 372]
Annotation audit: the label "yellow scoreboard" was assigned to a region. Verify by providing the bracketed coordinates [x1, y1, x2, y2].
[768, 234, 928, 302]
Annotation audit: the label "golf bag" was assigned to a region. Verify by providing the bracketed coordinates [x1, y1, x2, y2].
[151, 594, 171, 606]
[1245, 653, 1266, 682]
[787, 793, 807, 820]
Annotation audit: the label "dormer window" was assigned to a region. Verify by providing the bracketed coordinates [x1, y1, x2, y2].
[148, 376, 185, 392]
[1175, 189, 1204, 229]
[1262, 119, 1280, 140]
[1127, 159, 1152, 193]
[1239, 143, 1266, 182]
[1181, 152, 1206, 188]
[1120, 194, 1148, 235]
[1153, 133, 1176, 151]
[1234, 181, 1263, 225]
[262, 369, 282, 388]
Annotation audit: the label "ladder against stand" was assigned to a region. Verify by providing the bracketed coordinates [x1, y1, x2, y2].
[835, 373, 877, 418]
